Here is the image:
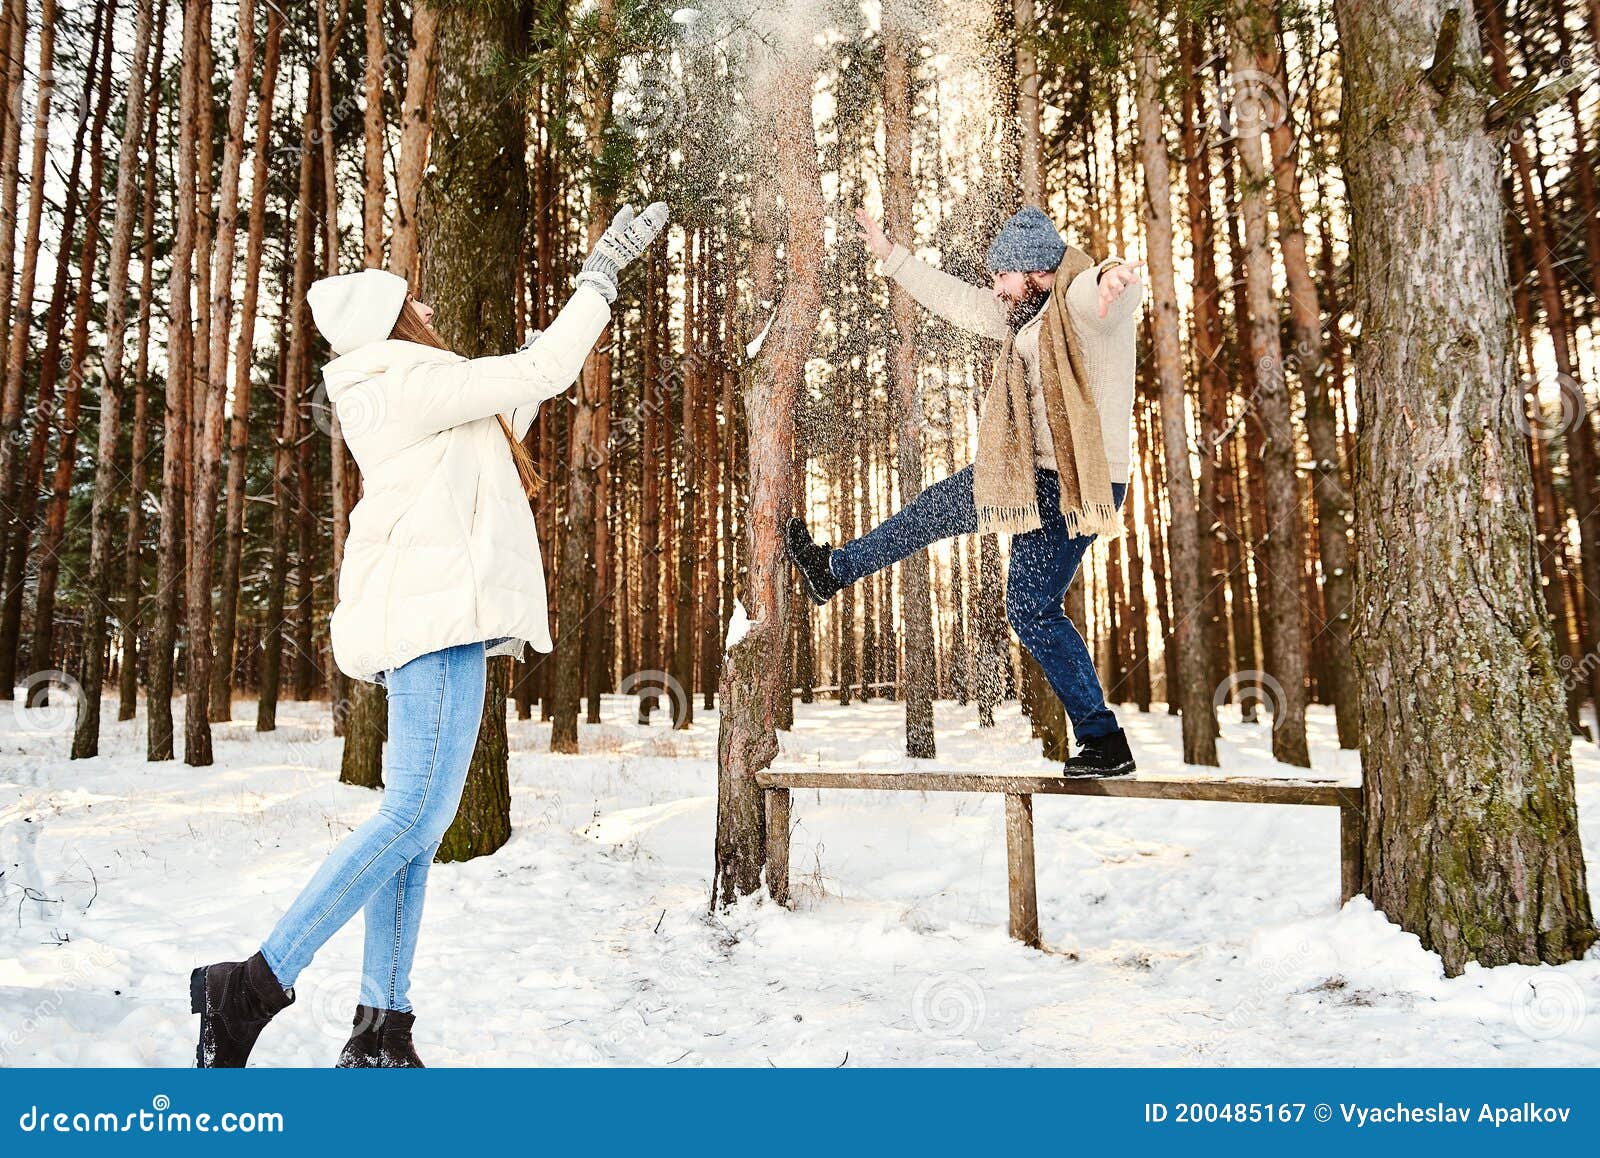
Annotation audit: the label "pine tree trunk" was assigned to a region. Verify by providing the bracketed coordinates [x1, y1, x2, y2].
[883, 19, 935, 758]
[119, 0, 168, 722]
[256, 77, 319, 735]
[1227, 7, 1311, 766]
[339, 0, 393, 787]
[1335, 0, 1596, 974]
[714, 54, 823, 906]
[1134, 0, 1217, 764]
[75, 0, 155, 756]
[212, 4, 281, 722]
[414, 0, 525, 858]
[390, 1, 439, 286]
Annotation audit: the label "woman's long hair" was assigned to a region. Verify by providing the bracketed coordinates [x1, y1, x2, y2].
[388, 298, 543, 498]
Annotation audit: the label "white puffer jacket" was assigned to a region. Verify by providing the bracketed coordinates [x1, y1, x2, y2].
[323, 285, 611, 683]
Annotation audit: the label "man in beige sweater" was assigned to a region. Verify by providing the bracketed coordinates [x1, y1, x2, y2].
[787, 205, 1145, 775]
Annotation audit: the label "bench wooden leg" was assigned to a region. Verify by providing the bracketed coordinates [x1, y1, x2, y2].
[1339, 800, 1364, 904]
[765, 787, 791, 906]
[1004, 793, 1041, 949]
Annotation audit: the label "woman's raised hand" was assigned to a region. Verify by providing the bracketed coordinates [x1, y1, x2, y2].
[854, 206, 893, 261]
[576, 201, 671, 303]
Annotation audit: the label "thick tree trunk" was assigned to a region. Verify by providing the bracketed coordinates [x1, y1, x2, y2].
[1134, 0, 1217, 764]
[415, 0, 526, 858]
[714, 55, 823, 906]
[1335, 0, 1596, 974]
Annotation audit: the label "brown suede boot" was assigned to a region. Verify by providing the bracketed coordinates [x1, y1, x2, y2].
[336, 1005, 424, 1068]
[190, 951, 295, 1068]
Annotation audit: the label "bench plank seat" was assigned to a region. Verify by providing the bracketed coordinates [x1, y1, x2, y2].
[756, 767, 1364, 949]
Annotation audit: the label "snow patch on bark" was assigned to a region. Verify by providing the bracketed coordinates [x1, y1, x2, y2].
[725, 599, 753, 651]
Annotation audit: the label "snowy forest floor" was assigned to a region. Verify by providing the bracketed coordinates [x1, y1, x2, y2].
[2, 692, 1598, 1066]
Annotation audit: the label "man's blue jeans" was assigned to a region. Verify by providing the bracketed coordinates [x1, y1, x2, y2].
[832, 466, 1126, 741]
[260, 640, 487, 1012]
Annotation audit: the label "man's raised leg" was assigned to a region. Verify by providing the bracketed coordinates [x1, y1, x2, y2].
[788, 465, 979, 604]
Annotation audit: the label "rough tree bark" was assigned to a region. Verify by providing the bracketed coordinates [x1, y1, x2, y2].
[416, 0, 527, 859]
[714, 54, 823, 905]
[1334, 0, 1596, 973]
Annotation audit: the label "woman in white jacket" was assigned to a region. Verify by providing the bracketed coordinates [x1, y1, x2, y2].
[189, 203, 669, 1068]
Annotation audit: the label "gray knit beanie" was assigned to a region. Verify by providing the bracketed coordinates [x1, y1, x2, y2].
[985, 206, 1067, 273]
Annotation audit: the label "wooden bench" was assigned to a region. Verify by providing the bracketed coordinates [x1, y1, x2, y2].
[754, 770, 1364, 949]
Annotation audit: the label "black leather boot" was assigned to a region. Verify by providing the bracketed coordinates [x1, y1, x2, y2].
[1062, 728, 1136, 778]
[190, 951, 295, 1068]
[786, 517, 842, 606]
[336, 1005, 424, 1068]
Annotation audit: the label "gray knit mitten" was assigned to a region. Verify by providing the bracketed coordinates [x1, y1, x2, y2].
[575, 201, 670, 303]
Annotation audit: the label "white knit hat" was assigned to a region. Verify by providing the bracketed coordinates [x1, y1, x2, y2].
[306, 269, 410, 356]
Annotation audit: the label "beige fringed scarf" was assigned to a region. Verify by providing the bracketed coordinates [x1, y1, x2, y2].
[973, 246, 1123, 541]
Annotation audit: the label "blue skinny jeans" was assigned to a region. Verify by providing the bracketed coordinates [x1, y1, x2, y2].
[831, 466, 1127, 741]
[260, 640, 487, 1012]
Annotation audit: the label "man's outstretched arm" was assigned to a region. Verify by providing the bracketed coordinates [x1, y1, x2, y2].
[856, 207, 1009, 341]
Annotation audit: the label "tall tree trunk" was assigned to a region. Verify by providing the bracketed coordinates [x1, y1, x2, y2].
[119, 0, 169, 722]
[1228, 6, 1310, 766]
[715, 54, 823, 906]
[75, 0, 156, 757]
[342, 0, 393, 787]
[212, 3, 281, 722]
[150, 0, 202, 759]
[257, 76, 320, 734]
[883, 17, 935, 757]
[549, 0, 616, 753]
[32, 0, 115, 697]
[1134, 0, 1217, 764]
[416, 0, 527, 859]
[1257, 15, 1359, 748]
[1335, 0, 1596, 974]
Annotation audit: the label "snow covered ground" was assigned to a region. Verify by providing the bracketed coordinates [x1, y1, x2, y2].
[1, 690, 1597, 1067]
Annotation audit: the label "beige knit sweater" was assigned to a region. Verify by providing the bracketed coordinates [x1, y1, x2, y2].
[880, 243, 1142, 484]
